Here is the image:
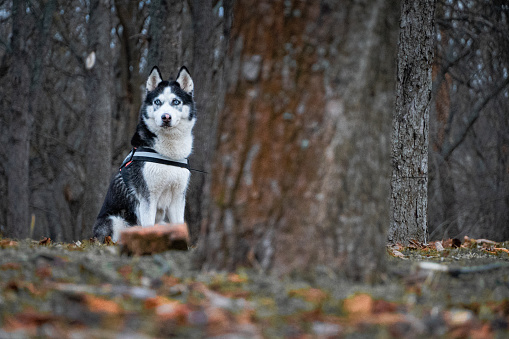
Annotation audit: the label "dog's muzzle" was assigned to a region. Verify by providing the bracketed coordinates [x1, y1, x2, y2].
[161, 113, 172, 127]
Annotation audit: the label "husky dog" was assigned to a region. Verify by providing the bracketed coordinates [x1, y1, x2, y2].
[93, 66, 195, 242]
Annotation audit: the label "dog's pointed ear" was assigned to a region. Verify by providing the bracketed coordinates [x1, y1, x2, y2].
[176, 66, 194, 95]
[146, 66, 163, 93]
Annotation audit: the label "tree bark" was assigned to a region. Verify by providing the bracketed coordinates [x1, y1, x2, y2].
[198, 0, 399, 280]
[5, 0, 31, 238]
[81, 0, 114, 238]
[114, 0, 146, 160]
[389, 0, 436, 244]
[147, 0, 190, 75]
[185, 0, 229, 244]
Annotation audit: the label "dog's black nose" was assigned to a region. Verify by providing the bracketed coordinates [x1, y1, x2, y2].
[161, 113, 171, 123]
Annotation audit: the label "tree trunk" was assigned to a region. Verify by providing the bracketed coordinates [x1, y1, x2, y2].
[81, 0, 113, 239]
[389, 0, 436, 244]
[198, 0, 399, 280]
[147, 0, 191, 75]
[5, 0, 31, 239]
[114, 0, 145, 161]
[185, 0, 229, 244]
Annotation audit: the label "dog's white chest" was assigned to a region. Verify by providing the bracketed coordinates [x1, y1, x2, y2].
[143, 162, 190, 197]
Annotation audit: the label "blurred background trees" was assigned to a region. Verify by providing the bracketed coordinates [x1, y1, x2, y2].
[429, 0, 509, 241]
[0, 0, 507, 268]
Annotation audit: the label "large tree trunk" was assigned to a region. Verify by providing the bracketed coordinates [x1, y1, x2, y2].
[81, 0, 113, 238]
[185, 0, 230, 244]
[389, 0, 436, 244]
[5, 0, 31, 239]
[147, 0, 191, 75]
[198, 0, 399, 280]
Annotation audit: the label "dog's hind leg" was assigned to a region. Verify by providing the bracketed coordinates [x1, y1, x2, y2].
[93, 216, 113, 242]
[109, 216, 130, 242]
[93, 215, 130, 242]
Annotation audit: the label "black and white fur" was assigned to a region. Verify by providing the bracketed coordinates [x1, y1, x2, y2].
[93, 66, 196, 242]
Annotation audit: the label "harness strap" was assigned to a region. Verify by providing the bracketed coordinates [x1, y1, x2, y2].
[119, 147, 189, 172]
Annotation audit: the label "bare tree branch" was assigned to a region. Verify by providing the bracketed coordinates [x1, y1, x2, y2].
[440, 77, 509, 160]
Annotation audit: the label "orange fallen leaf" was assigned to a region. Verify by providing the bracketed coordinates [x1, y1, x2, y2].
[35, 266, 52, 279]
[83, 295, 122, 314]
[343, 294, 374, 316]
[23, 283, 42, 296]
[227, 273, 247, 283]
[470, 323, 493, 339]
[156, 300, 190, 324]
[0, 262, 21, 270]
[373, 299, 399, 314]
[494, 247, 509, 253]
[104, 236, 115, 245]
[206, 306, 232, 336]
[3, 309, 54, 332]
[0, 239, 18, 248]
[39, 237, 51, 245]
[144, 296, 176, 310]
[118, 265, 132, 279]
[161, 275, 181, 287]
[289, 288, 328, 303]
[361, 312, 407, 325]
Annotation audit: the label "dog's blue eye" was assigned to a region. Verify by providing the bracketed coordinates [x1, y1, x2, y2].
[171, 99, 181, 105]
[154, 99, 162, 106]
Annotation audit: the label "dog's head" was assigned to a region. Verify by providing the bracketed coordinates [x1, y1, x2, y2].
[141, 66, 196, 134]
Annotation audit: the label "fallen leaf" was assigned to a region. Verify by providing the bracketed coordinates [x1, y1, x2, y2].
[362, 312, 407, 325]
[389, 248, 406, 258]
[35, 266, 52, 279]
[469, 323, 493, 339]
[289, 288, 328, 304]
[0, 262, 21, 270]
[475, 238, 498, 245]
[83, 295, 122, 314]
[445, 309, 474, 327]
[408, 239, 422, 249]
[144, 296, 179, 310]
[493, 247, 509, 254]
[451, 238, 462, 248]
[206, 306, 232, 336]
[3, 309, 54, 332]
[227, 273, 247, 283]
[118, 265, 133, 279]
[343, 294, 374, 316]
[373, 299, 399, 314]
[104, 236, 115, 245]
[0, 239, 18, 248]
[39, 237, 51, 245]
[161, 275, 181, 287]
[156, 300, 190, 324]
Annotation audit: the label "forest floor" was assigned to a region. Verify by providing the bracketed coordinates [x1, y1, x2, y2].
[0, 237, 508, 338]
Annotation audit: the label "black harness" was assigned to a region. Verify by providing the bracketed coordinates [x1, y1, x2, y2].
[118, 147, 207, 184]
[119, 147, 189, 172]
[119, 147, 196, 184]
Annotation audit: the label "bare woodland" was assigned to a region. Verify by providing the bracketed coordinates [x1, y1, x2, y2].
[0, 0, 508, 278]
